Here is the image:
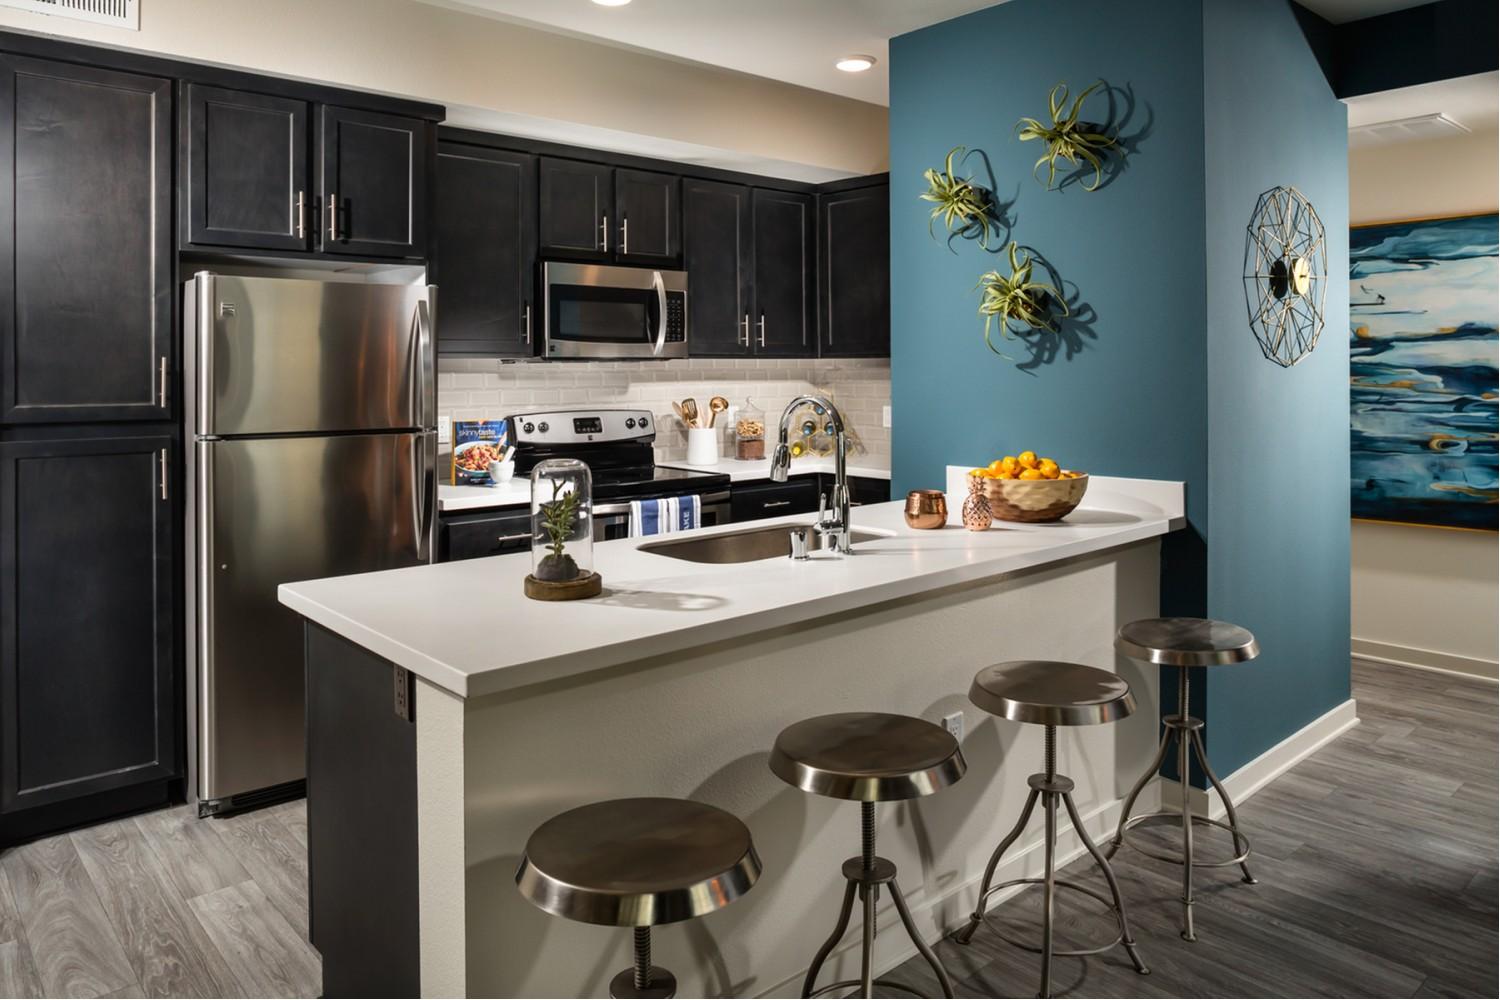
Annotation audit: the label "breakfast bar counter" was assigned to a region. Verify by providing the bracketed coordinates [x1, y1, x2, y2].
[280, 472, 1184, 997]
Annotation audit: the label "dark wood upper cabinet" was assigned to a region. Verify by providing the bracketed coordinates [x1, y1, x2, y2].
[434, 143, 537, 357]
[0, 55, 172, 426]
[682, 178, 752, 357]
[614, 168, 680, 265]
[538, 157, 612, 260]
[819, 183, 890, 357]
[320, 105, 428, 259]
[183, 84, 311, 251]
[751, 189, 815, 357]
[0, 433, 178, 834]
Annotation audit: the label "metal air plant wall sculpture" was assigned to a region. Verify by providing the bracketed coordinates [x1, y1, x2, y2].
[921, 145, 997, 248]
[1242, 185, 1327, 367]
[975, 241, 1067, 356]
[1016, 81, 1117, 191]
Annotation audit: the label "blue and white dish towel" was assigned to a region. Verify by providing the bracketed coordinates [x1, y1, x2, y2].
[629, 495, 701, 537]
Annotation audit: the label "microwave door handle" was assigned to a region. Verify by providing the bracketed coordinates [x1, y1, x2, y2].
[651, 270, 667, 356]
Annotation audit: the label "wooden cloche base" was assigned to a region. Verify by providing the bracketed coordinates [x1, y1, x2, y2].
[524, 571, 603, 601]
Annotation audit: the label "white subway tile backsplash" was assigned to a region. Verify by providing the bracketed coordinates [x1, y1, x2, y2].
[436, 357, 892, 467]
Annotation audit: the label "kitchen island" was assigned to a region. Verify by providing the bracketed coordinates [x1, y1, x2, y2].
[279, 471, 1184, 998]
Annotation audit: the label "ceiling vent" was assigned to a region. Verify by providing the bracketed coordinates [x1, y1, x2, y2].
[0, 0, 138, 30]
[1349, 112, 1471, 149]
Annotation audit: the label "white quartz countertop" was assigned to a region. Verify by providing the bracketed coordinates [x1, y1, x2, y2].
[282, 473, 1183, 700]
[438, 458, 892, 512]
[658, 457, 892, 482]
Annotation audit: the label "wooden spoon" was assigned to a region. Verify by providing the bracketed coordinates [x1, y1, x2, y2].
[708, 396, 729, 428]
[681, 398, 699, 428]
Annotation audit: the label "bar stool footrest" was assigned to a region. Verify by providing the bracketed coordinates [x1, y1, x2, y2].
[973, 877, 1125, 957]
[808, 978, 928, 999]
[1116, 811, 1252, 867]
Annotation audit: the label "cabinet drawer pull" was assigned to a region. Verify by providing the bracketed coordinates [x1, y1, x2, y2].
[739, 314, 749, 346]
[158, 356, 168, 408]
[327, 192, 338, 242]
[295, 190, 306, 239]
[495, 532, 530, 545]
[757, 314, 767, 347]
[621, 215, 628, 255]
[600, 213, 609, 254]
[762, 499, 791, 508]
[523, 304, 532, 345]
[158, 448, 169, 501]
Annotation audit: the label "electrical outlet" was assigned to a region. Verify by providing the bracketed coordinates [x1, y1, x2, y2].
[942, 710, 964, 743]
[438, 415, 451, 444]
[881, 405, 892, 429]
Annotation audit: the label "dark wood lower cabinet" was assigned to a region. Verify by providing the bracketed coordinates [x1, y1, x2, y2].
[0, 431, 179, 844]
[305, 624, 419, 997]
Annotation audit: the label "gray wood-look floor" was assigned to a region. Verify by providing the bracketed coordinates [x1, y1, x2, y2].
[0, 659, 1494, 999]
[884, 659, 1499, 999]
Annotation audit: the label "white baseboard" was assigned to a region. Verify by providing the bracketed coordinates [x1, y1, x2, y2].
[1351, 638, 1498, 682]
[756, 782, 1159, 999]
[1161, 698, 1360, 819]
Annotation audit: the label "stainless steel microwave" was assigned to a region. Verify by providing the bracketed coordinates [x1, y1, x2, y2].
[542, 261, 688, 359]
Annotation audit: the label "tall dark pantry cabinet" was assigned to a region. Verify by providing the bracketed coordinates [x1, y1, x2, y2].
[0, 53, 181, 842]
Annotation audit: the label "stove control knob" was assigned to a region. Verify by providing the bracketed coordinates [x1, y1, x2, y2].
[625, 418, 636, 429]
[522, 422, 535, 434]
[638, 416, 649, 428]
[538, 422, 550, 433]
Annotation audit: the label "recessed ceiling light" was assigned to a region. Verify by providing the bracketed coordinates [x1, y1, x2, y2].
[591, 0, 632, 6]
[835, 54, 877, 73]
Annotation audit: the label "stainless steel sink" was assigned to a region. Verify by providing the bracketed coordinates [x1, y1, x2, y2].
[639, 524, 883, 563]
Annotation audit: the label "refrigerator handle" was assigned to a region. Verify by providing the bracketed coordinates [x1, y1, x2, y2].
[416, 432, 436, 563]
[412, 292, 435, 429]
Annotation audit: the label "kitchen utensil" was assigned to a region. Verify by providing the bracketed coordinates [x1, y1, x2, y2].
[903, 489, 948, 529]
[983, 472, 1089, 523]
[681, 398, 700, 428]
[708, 396, 729, 428]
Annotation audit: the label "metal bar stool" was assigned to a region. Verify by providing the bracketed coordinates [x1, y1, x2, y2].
[954, 661, 1150, 999]
[1106, 617, 1260, 941]
[515, 797, 762, 999]
[770, 712, 967, 999]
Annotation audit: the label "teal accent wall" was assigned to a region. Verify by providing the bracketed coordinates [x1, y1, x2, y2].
[1202, 0, 1351, 775]
[890, 0, 1350, 780]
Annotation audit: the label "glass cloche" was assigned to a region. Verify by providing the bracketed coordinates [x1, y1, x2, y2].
[529, 459, 594, 584]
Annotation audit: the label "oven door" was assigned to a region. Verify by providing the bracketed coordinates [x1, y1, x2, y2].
[595, 490, 731, 541]
[543, 262, 688, 360]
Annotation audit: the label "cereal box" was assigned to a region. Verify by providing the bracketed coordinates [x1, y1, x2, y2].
[451, 419, 509, 485]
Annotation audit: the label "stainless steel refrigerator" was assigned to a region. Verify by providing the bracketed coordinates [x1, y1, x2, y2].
[185, 272, 436, 814]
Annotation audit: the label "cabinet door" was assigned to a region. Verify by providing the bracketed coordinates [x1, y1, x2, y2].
[184, 84, 311, 251]
[819, 184, 890, 357]
[751, 189, 815, 357]
[435, 143, 537, 357]
[0, 56, 172, 425]
[0, 434, 178, 830]
[320, 106, 428, 258]
[538, 157, 612, 260]
[683, 179, 752, 357]
[615, 168, 680, 265]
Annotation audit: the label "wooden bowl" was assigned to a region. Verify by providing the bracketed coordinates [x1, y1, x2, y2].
[983, 473, 1088, 523]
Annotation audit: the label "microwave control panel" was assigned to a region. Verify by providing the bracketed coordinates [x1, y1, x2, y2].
[665, 291, 686, 344]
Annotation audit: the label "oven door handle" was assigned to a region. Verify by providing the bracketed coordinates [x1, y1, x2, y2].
[651, 269, 667, 356]
[594, 501, 633, 516]
[595, 490, 729, 517]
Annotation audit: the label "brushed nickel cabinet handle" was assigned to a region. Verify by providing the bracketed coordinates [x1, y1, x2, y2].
[523, 304, 532, 345]
[762, 499, 791, 508]
[739, 313, 749, 346]
[601, 213, 609, 254]
[327, 192, 338, 241]
[295, 190, 305, 239]
[757, 314, 767, 348]
[158, 356, 168, 408]
[158, 448, 169, 501]
[495, 532, 530, 545]
[621, 216, 629, 255]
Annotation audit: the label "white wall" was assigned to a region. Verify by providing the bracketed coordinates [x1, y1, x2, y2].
[0, 0, 888, 179]
[1348, 127, 1499, 678]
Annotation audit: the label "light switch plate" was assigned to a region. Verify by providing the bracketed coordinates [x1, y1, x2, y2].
[438, 415, 451, 444]
[881, 405, 892, 429]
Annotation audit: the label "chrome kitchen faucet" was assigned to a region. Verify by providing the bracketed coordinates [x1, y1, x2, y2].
[770, 395, 853, 555]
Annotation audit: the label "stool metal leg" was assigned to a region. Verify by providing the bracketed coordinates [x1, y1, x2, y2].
[1178, 670, 1196, 941]
[801, 882, 856, 998]
[1040, 788, 1057, 999]
[954, 788, 1039, 945]
[1061, 793, 1149, 976]
[1191, 728, 1257, 885]
[860, 886, 876, 998]
[890, 878, 955, 998]
[1104, 726, 1172, 861]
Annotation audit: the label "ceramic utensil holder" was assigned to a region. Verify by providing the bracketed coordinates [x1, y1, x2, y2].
[686, 427, 720, 467]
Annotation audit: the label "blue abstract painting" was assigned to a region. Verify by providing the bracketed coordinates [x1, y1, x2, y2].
[1350, 213, 1498, 529]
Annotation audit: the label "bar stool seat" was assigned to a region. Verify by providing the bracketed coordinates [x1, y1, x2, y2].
[516, 797, 761, 998]
[956, 661, 1149, 999]
[1107, 618, 1260, 943]
[771, 712, 965, 999]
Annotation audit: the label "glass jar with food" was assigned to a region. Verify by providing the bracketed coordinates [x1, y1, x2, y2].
[735, 399, 766, 461]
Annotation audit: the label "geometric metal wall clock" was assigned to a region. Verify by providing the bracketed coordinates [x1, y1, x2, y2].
[1242, 186, 1327, 367]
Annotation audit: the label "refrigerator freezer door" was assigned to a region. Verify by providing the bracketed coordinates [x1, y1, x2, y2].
[194, 274, 435, 437]
[197, 431, 435, 802]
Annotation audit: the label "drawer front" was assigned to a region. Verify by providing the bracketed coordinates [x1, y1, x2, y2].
[440, 510, 531, 562]
[730, 478, 819, 522]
